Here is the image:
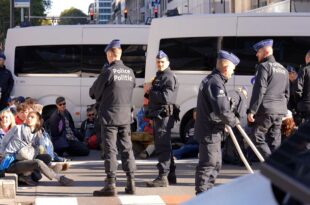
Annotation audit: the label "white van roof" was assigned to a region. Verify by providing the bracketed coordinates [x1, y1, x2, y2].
[6, 24, 150, 46]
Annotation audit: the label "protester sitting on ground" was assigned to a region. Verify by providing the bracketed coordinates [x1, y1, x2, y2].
[172, 109, 198, 160]
[0, 111, 74, 186]
[49, 96, 89, 157]
[80, 107, 97, 149]
[222, 87, 249, 165]
[0, 109, 16, 149]
[131, 107, 155, 159]
[7, 97, 17, 115]
[15, 103, 32, 125]
[281, 110, 297, 140]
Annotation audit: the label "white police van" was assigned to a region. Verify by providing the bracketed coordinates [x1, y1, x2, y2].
[5, 25, 149, 125]
[145, 13, 310, 141]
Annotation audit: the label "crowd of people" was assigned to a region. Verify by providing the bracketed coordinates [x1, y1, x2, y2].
[0, 38, 309, 199]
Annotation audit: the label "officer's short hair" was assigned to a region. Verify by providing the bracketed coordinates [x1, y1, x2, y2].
[109, 47, 122, 57]
[216, 59, 233, 71]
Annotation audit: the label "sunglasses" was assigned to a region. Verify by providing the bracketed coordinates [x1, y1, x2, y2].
[58, 102, 66, 106]
[88, 113, 95, 117]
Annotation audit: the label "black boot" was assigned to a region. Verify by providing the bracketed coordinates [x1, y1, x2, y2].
[125, 176, 136, 194]
[146, 175, 168, 187]
[93, 177, 117, 196]
[168, 157, 177, 184]
[167, 171, 177, 185]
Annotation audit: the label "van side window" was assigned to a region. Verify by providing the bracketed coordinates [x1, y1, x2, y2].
[15, 45, 81, 75]
[82, 44, 146, 77]
[159, 37, 218, 71]
[222, 37, 310, 75]
[15, 44, 147, 77]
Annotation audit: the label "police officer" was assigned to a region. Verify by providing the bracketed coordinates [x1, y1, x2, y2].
[90, 39, 136, 196]
[0, 53, 14, 111]
[247, 39, 289, 159]
[286, 65, 298, 112]
[195, 50, 240, 194]
[294, 50, 310, 123]
[145, 50, 178, 187]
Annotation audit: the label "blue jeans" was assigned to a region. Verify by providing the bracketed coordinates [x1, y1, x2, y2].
[173, 144, 199, 160]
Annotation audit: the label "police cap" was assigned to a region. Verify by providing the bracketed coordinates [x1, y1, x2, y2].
[156, 50, 168, 59]
[104, 39, 121, 52]
[0, 53, 6, 60]
[253, 39, 273, 52]
[218, 50, 240, 66]
[286, 65, 296, 73]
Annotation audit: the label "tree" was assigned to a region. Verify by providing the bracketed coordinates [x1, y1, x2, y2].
[58, 7, 87, 25]
[0, 0, 51, 47]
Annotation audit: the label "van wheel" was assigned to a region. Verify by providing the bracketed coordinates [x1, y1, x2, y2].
[42, 105, 57, 122]
[180, 109, 194, 143]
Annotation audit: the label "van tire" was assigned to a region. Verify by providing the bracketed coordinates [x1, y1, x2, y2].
[179, 109, 194, 143]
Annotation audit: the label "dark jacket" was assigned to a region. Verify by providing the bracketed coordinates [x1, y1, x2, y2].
[89, 60, 136, 126]
[195, 69, 238, 140]
[49, 109, 77, 149]
[147, 67, 179, 112]
[80, 119, 95, 138]
[0, 65, 14, 101]
[248, 55, 289, 115]
[295, 63, 310, 114]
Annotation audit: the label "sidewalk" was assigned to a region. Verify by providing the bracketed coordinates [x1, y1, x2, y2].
[0, 150, 255, 205]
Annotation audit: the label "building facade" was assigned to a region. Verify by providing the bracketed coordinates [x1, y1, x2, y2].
[109, 0, 309, 24]
[96, 0, 113, 24]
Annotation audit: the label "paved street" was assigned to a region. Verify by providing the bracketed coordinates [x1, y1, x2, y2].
[0, 150, 258, 205]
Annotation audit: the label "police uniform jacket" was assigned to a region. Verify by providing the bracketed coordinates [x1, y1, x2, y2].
[0, 66, 14, 100]
[147, 67, 178, 112]
[89, 60, 135, 126]
[295, 63, 310, 114]
[248, 55, 289, 115]
[195, 69, 238, 140]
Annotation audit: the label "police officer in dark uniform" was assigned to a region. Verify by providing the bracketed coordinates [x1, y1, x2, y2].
[0, 53, 14, 111]
[294, 50, 310, 123]
[286, 65, 298, 112]
[247, 39, 289, 159]
[195, 50, 240, 194]
[145, 50, 179, 187]
[90, 39, 136, 196]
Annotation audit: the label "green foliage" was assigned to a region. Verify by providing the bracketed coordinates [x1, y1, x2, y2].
[58, 7, 88, 25]
[0, 0, 51, 46]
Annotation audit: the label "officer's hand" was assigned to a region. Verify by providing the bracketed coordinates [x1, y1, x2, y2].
[247, 113, 255, 123]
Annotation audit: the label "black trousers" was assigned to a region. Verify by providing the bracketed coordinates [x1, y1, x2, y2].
[102, 124, 136, 178]
[251, 114, 283, 159]
[153, 116, 174, 176]
[195, 128, 223, 193]
[55, 140, 89, 157]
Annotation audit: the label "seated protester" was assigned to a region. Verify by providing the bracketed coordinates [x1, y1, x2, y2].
[80, 108, 97, 149]
[281, 110, 297, 140]
[222, 87, 249, 165]
[0, 111, 73, 186]
[7, 97, 17, 115]
[49, 96, 89, 157]
[0, 109, 16, 150]
[15, 103, 32, 125]
[172, 109, 198, 160]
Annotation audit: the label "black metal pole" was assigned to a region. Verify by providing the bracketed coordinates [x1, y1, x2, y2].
[10, 0, 14, 28]
[258, 0, 260, 8]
